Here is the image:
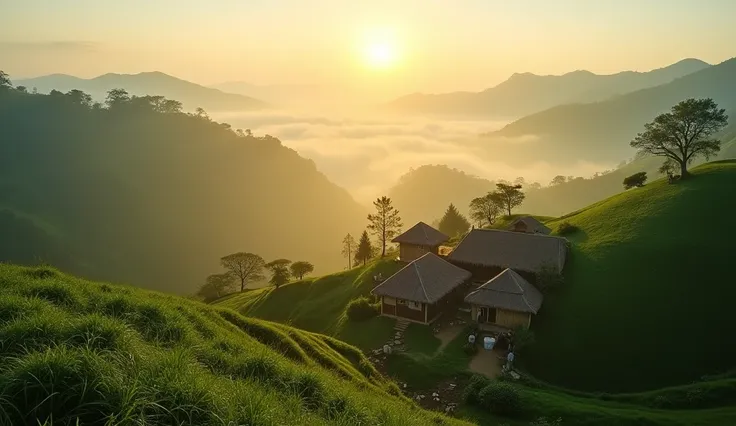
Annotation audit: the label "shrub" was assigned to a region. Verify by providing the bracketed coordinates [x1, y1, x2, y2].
[463, 341, 478, 356]
[556, 221, 578, 236]
[463, 374, 491, 405]
[535, 264, 564, 292]
[478, 382, 523, 416]
[345, 297, 379, 322]
[623, 171, 647, 189]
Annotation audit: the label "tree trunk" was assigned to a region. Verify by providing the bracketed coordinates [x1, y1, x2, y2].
[240, 278, 245, 292]
[680, 160, 689, 179]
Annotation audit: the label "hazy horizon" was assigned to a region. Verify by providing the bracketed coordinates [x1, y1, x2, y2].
[3, 0, 736, 102]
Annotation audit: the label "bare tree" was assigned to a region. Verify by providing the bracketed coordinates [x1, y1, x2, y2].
[220, 252, 266, 292]
[341, 233, 357, 269]
[631, 98, 728, 178]
[367, 196, 402, 257]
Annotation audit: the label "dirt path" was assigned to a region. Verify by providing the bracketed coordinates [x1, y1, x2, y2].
[434, 325, 465, 352]
[469, 347, 503, 378]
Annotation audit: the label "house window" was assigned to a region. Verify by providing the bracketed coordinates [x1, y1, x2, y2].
[397, 299, 406, 305]
[407, 301, 422, 311]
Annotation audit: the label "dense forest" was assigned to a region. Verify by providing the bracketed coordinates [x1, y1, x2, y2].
[0, 79, 365, 293]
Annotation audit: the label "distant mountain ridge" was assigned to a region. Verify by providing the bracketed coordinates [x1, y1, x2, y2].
[487, 57, 736, 165]
[387, 58, 710, 118]
[17, 71, 267, 112]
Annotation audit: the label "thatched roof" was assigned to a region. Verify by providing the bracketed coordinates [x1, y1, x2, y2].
[508, 216, 552, 235]
[448, 229, 567, 274]
[371, 253, 471, 303]
[464, 269, 543, 314]
[391, 222, 450, 247]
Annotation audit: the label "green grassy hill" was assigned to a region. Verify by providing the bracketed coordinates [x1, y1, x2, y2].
[0, 263, 467, 426]
[215, 259, 404, 350]
[526, 160, 736, 392]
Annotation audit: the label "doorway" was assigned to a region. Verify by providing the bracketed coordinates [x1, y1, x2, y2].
[479, 307, 497, 323]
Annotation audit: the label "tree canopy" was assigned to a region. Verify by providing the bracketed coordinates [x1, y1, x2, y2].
[197, 273, 235, 301]
[469, 192, 502, 227]
[631, 98, 728, 178]
[220, 252, 266, 292]
[289, 261, 314, 280]
[494, 182, 526, 216]
[355, 230, 374, 266]
[438, 203, 470, 237]
[367, 196, 402, 257]
[266, 259, 292, 288]
[623, 172, 648, 189]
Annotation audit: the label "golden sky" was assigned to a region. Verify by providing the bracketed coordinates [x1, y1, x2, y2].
[2, 0, 736, 99]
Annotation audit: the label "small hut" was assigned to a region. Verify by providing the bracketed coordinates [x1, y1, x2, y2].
[392, 222, 450, 263]
[371, 253, 471, 324]
[507, 216, 552, 235]
[464, 268, 543, 329]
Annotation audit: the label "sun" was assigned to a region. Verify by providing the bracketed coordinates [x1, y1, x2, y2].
[359, 28, 400, 70]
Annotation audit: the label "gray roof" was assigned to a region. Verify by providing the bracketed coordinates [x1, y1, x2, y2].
[464, 269, 543, 314]
[448, 229, 567, 274]
[391, 222, 449, 247]
[371, 253, 471, 303]
[508, 216, 552, 235]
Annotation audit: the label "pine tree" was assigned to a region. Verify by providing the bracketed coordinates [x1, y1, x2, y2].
[341, 233, 357, 269]
[438, 203, 471, 237]
[367, 196, 402, 257]
[355, 230, 374, 266]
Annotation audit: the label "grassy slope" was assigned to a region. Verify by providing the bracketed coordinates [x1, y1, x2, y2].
[0, 263, 468, 426]
[215, 259, 404, 350]
[527, 160, 736, 392]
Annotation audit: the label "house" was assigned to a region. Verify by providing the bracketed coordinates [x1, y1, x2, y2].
[371, 252, 471, 324]
[448, 229, 567, 283]
[507, 216, 552, 235]
[465, 268, 543, 329]
[391, 222, 450, 263]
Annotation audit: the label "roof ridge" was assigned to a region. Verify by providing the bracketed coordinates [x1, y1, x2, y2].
[474, 228, 563, 241]
[414, 262, 431, 303]
[510, 272, 535, 311]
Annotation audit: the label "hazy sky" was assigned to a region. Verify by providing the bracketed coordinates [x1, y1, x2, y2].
[2, 0, 736, 97]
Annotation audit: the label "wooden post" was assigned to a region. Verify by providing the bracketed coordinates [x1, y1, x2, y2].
[424, 303, 428, 324]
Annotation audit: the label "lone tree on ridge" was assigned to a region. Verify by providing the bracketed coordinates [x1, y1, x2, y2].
[220, 252, 266, 292]
[367, 196, 402, 257]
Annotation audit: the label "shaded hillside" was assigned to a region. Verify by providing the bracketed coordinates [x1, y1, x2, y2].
[487, 58, 736, 165]
[526, 161, 736, 392]
[387, 59, 709, 118]
[0, 88, 365, 293]
[17, 72, 267, 111]
[0, 263, 466, 425]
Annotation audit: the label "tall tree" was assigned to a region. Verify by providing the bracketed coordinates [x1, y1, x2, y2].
[549, 175, 567, 186]
[266, 259, 292, 288]
[105, 88, 131, 109]
[631, 98, 728, 178]
[469, 193, 502, 227]
[0, 70, 11, 90]
[341, 233, 357, 269]
[220, 252, 266, 292]
[290, 261, 314, 280]
[197, 273, 235, 301]
[494, 182, 526, 216]
[355, 230, 374, 266]
[367, 196, 402, 257]
[438, 203, 471, 237]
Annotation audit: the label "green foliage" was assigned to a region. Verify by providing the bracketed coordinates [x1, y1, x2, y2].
[290, 261, 314, 280]
[463, 375, 491, 405]
[355, 230, 374, 266]
[511, 327, 536, 354]
[623, 171, 648, 189]
[345, 297, 379, 322]
[495, 182, 526, 216]
[220, 252, 266, 292]
[631, 98, 728, 177]
[367, 196, 403, 257]
[438, 203, 471, 237]
[197, 273, 235, 301]
[0, 262, 464, 426]
[534, 264, 564, 293]
[527, 161, 736, 391]
[477, 382, 523, 417]
[555, 221, 578, 236]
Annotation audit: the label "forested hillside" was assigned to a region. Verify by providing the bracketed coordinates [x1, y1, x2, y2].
[0, 85, 365, 293]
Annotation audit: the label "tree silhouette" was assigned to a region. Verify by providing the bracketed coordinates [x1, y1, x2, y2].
[0, 71, 11, 89]
[438, 203, 470, 237]
[341, 233, 357, 269]
[631, 98, 728, 178]
[355, 230, 374, 266]
[290, 261, 314, 280]
[469, 193, 502, 227]
[494, 182, 526, 216]
[623, 172, 648, 189]
[266, 259, 292, 288]
[367, 196, 402, 257]
[197, 273, 235, 301]
[220, 252, 266, 292]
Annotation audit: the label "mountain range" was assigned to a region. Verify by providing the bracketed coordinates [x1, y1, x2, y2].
[16, 71, 267, 112]
[387, 58, 710, 118]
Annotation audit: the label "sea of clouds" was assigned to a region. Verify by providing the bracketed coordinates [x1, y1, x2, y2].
[214, 110, 615, 204]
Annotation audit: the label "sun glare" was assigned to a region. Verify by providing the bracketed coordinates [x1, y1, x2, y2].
[360, 28, 400, 70]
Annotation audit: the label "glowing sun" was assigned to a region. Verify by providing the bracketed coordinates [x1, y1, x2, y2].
[360, 28, 400, 70]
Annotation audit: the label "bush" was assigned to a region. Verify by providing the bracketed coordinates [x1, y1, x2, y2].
[535, 264, 564, 292]
[463, 341, 478, 356]
[556, 221, 578, 236]
[462, 374, 491, 405]
[478, 382, 523, 417]
[623, 171, 647, 189]
[345, 297, 379, 322]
